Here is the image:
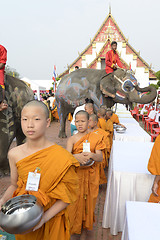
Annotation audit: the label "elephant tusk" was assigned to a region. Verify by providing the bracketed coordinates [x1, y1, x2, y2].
[100, 84, 115, 98]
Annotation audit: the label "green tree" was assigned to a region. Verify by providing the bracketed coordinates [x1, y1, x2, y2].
[157, 80, 160, 87]
[156, 71, 160, 80]
[5, 65, 20, 79]
[150, 83, 159, 90]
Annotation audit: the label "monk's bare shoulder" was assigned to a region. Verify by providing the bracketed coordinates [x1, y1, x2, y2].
[8, 144, 26, 163]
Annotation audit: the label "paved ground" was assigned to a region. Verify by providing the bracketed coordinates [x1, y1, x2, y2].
[0, 120, 123, 240]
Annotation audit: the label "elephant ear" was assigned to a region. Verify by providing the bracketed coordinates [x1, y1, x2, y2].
[100, 74, 116, 98]
[80, 77, 90, 89]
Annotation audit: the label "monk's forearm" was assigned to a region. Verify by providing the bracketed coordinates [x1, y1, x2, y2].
[154, 175, 160, 184]
[44, 200, 69, 222]
[0, 185, 17, 206]
[90, 152, 103, 162]
[73, 154, 82, 162]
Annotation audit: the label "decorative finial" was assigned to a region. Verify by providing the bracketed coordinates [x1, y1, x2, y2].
[109, 3, 111, 15]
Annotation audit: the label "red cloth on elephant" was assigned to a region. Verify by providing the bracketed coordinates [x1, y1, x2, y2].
[105, 50, 123, 74]
[0, 45, 7, 88]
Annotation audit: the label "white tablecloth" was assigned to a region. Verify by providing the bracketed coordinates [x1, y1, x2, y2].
[102, 141, 154, 235]
[117, 113, 133, 118]
[113, 103, 128, 113]
[121, 201, 160, 240]
[119, 117, 139, 125]
[114, 123, 151, 142]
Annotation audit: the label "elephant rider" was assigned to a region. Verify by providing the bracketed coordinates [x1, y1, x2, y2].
[0, 44, 8, 111]
[105, 41, 123, 74]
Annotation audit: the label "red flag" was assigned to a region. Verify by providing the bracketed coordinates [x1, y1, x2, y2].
[52, 65, 56, 92]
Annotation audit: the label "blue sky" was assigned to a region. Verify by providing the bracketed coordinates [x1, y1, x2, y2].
[1, 0, 160, 79]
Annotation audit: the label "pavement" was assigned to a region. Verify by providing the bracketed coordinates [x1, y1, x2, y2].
[0, 120, 122, 240]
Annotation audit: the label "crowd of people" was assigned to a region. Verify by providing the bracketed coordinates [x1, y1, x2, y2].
[0, 97, 124, 240]
[0, 40, 160, 240]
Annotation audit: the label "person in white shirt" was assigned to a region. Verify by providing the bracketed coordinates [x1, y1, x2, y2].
[48, 93, 55, 109]
[70, 98, 94, 135]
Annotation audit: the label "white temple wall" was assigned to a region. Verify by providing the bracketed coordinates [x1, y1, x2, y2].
[131, 60, 137, 71]
[82, 59, 87, 68]
[96, 42, 104, 54]
[97, 61, 101, 69]
[85, 55, 95, 66]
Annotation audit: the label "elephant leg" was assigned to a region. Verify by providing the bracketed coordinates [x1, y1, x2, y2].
[58, 107, 68, 138]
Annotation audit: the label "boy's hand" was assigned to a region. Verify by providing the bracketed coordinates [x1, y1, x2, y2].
[82, 152, 93, 159]
[75, 153, 91, 165]
[33, 215, 46, 232]
[152, 181, 159, 197]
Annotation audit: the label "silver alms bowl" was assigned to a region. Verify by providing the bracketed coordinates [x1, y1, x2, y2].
[0, 194, 43, 234]
[80, 159, 95, 168]
[116, 125, 126, 133]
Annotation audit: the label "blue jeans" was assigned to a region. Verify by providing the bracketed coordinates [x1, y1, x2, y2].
[71, 124, 77, 136]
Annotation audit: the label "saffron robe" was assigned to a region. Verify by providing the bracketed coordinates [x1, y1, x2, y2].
[110, 113, 120, 124]
[148, 135, 160, 203]
[106, 119, 114, 147]
[93, 128, 110, 185]
[105, 50, 123, 74]
[97, 118, 108, 131]
[68, 132, 106, 234]
[0, 45, 7, 88]
[52, 99, 59, 120]
[13, 144, 79, 240]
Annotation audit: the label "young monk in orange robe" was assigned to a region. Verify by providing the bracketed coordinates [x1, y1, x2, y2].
[88, 114, 111, 184]
[66, 110, 106, 239]
[148, 135, 160, 203]
[97, 108, 108, 131]
[110, 111, 126, 128]
[106, 109, 114, 147]
[52, 98, 59, 120]
[0, 100, 79, 240]
[110, 112, 120, 124]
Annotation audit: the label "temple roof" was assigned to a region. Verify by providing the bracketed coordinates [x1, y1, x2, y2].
[59, 13, 157, 80]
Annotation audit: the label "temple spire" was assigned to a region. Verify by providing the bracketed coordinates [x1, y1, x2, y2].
[109, 3, 111, 15]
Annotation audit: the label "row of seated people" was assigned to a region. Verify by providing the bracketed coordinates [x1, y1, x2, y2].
[130, 103, 160, 142]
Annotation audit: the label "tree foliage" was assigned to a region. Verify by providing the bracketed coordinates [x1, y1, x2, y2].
[5, 65, 20, 79]
[150, 83, 159, 90]
[156, 71, 160, 80]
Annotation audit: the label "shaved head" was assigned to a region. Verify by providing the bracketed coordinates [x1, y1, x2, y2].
[100, 105, 107, 110]
[106, 109, 113, 117]
[85, 103, 93, 109]
[97, 108, 106, 117]
[75, 110, 89, 120]
[22, 100, 49, 118]
[89, 114, 98, 122]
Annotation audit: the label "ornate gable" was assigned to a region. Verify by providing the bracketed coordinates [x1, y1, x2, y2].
[59, 11, 157, 83]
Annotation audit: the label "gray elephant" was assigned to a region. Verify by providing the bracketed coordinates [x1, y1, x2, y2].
[55, 68, 157, 138]
[0, 75, 34, 171]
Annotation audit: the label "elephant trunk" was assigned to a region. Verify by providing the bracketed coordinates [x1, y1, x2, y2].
[131, 85, 157, 104]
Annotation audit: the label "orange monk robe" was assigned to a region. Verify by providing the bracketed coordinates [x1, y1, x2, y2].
[68, 113, 73, 122]
[13, 145, 79, 240]
[52, 99, 59, 120]
[93, 128, 111, 185]
[106, 119, 114, 147]
[97, 118, 108, 131]
[148, 135, 160, 203]
[68, 132, 106, 234]
[110, 113, 120, 124]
